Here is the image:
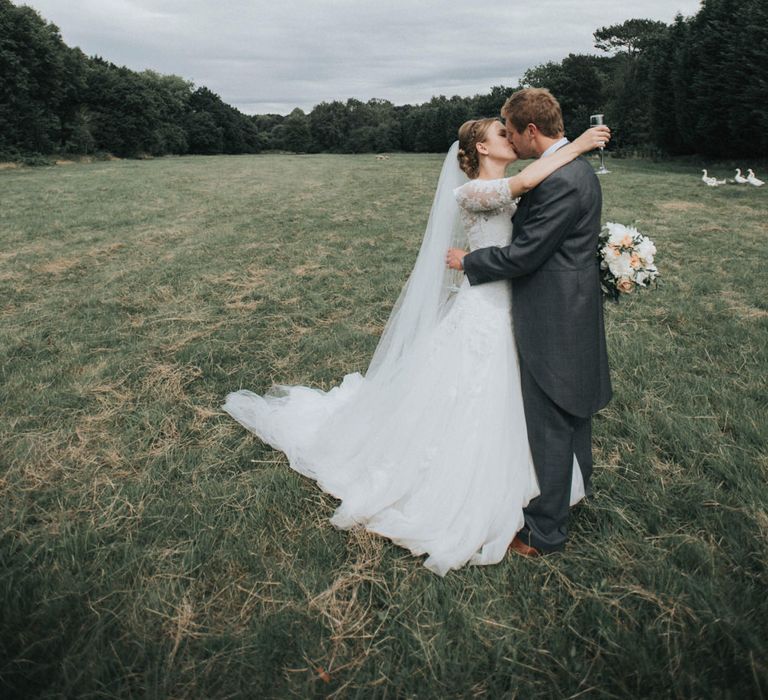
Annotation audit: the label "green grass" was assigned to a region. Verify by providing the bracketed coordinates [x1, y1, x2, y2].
[1, 153, 766, 698]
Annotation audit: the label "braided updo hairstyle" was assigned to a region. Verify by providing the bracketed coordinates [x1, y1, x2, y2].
[457, 118, 498, 179]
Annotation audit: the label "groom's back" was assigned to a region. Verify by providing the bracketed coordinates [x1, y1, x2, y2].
[512, 156, 610, 418]
[514, 157, 602, 269]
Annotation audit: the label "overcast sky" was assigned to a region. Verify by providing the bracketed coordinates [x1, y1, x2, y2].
[22, 0, 702, 115]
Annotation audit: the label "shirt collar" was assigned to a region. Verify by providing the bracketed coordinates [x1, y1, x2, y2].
[540, 137, 570, 158]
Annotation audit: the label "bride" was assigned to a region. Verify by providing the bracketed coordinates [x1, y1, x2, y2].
[223, 119, 610, 576]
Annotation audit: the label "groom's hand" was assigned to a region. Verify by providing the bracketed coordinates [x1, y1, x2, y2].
[446, 248, 467, 271]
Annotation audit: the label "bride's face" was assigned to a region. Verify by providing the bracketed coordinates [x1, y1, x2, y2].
[479, 122, 519, 164]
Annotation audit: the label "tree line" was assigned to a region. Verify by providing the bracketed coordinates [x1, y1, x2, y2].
[1, 0, 765, 161]
[524, 1, 767, 159]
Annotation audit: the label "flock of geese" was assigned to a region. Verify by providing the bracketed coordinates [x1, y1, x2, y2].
[702, 168, 764, 187]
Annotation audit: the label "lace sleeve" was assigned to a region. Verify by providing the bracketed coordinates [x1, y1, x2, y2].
[453, 178, 515, 212]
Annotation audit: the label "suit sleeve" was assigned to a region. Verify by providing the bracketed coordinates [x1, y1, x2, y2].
[462, 172, 581, 285]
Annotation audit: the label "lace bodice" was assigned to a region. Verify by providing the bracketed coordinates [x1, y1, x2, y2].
[454, 178, 518, 251]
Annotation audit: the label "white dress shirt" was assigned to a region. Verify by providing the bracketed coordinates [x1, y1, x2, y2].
[541, 137, 569, 158]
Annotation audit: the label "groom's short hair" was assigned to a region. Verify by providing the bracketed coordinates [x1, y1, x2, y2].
[502, 88, 564, 138]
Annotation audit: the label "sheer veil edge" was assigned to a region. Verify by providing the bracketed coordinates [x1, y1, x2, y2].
[366, 142, 468, 381]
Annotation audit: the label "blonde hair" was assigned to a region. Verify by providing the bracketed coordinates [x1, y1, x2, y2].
[457, 118, 498, 179]
[501, 88, 564, 138]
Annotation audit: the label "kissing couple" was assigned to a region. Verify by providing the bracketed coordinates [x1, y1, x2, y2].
[224, 88, 613, 576]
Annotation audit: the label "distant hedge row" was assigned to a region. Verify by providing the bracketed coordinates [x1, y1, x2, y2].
[1, 0, 765, 159]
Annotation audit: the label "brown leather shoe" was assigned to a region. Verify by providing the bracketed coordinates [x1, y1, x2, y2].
[509, 536, 543, 558]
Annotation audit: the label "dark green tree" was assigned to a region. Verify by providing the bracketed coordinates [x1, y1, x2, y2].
[83, 59, 165, 156]
[0, 0, 71, 154]
[185, 110, 223, 154]
[647, 16, 696, 154]
[402, 96, 470, 152]
[593, 18, 668, 57]
[469, 85, 514, 119]
[734, 0, 768, 156]
[279, 108, 312, 152]
[593, 19, 668, 152]
[185, 86, 261, 154]
[309, 100, 349, 151]
[141, 71, 192, 154]
[688, 0, 768, 157]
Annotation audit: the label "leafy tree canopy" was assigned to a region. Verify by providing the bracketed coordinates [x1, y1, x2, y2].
[593, 19, 668, 56]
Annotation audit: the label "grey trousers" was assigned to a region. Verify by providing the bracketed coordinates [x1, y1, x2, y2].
[518, 362, 593, 552]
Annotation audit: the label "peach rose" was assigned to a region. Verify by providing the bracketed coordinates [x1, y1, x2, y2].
[630, 253, 641, 269]
[617, 277, 634, 294]
[621, 235, 633, 248]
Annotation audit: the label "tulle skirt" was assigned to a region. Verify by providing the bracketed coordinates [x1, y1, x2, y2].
[223, 279, 584, 575]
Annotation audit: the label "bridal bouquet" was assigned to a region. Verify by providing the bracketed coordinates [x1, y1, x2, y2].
[598, 222, 659, 300]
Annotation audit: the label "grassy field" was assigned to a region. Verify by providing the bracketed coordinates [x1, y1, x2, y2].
[1, 152, 766, 698]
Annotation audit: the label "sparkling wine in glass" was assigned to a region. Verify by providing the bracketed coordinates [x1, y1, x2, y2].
[590, 113, 610, 174]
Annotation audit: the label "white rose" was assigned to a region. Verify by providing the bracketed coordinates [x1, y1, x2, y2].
[636, 237, 656, 262]
[608, 252, 634, 278]
[606, 222, 627, 246]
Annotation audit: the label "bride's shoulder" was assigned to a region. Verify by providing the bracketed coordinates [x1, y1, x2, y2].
[454, 178, 501, 192]
[454, 177, 504, 197]
[453, 179, 475, 193]
[453, 178, 513, 211]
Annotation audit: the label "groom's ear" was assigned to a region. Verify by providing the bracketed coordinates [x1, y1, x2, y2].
[527, 123, 538, 138]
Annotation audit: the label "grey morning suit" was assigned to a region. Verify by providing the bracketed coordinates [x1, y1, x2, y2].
[462, 152, 612, 552]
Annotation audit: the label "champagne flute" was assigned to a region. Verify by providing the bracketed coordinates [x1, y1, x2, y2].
[590, 113, 610, 174]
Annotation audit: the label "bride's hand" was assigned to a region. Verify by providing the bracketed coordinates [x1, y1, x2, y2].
[572, 125, 611, 154]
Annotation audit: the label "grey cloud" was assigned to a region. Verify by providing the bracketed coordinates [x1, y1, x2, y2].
[23, 0, 702, 114]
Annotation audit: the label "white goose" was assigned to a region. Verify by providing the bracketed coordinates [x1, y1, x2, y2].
[747, 169, 764, 187]
[734, 168, 749, 184]
[702, 169, 719, 186]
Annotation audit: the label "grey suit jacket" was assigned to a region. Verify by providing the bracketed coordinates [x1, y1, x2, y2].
[462, 156, 612, 418]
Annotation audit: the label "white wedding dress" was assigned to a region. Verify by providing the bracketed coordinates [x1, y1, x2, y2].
[224, 169, 584, 576]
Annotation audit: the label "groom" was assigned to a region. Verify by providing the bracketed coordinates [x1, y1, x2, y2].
[447, 88, 612, 556]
